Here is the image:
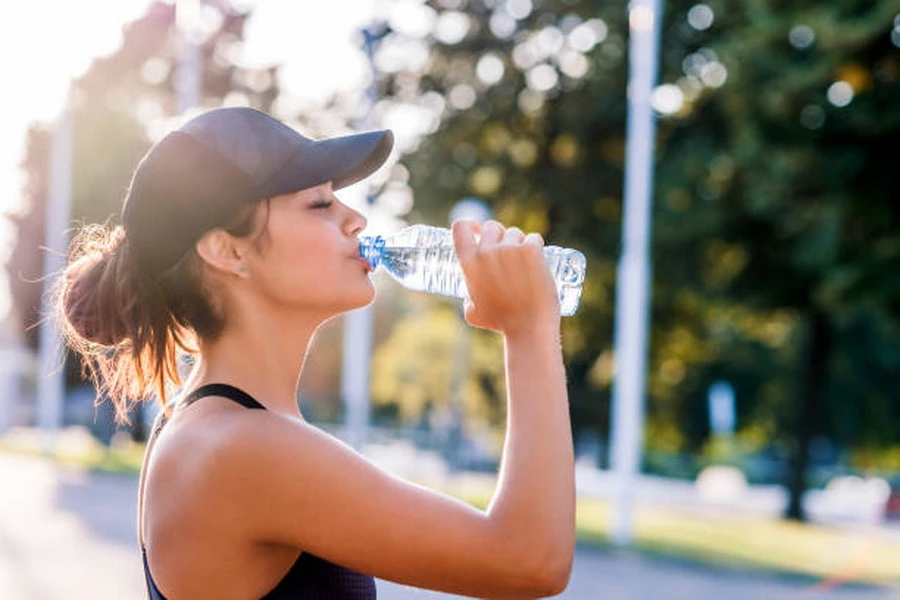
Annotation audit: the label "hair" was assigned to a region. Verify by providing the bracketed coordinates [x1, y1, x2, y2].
[54, 200, 269, 424]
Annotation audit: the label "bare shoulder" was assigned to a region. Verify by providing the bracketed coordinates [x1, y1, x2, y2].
[150, 401, 566, 597]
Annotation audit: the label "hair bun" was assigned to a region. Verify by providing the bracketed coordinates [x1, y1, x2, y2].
[59, 226, 133, 347]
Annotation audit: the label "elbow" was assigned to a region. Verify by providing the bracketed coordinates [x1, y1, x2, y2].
[520, 542, 574, 597]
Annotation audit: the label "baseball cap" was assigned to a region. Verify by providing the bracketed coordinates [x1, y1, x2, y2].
[122, 107, 394, 275]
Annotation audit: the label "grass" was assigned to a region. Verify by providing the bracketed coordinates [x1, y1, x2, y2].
[0, 427, 145, 474]
[2, 428, 899, 589]
[439, 473, 900, 589]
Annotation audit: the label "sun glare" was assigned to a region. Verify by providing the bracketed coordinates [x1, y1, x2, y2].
[0, 0, 380, 324]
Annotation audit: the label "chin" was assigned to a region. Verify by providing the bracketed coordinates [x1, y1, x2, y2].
[334, 283, 377, 314]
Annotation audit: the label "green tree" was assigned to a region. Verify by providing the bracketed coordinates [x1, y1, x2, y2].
[656, 0, 900, 519]
[6, 0, 278, 434]
[376, 0, 900, 520]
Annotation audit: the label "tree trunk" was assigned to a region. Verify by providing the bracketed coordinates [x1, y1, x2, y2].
[784, 308, 832, 521]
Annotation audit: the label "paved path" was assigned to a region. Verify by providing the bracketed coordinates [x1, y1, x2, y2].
[0, 452, 897, 599]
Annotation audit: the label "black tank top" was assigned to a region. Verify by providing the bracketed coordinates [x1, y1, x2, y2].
[142, 384, 377, 600]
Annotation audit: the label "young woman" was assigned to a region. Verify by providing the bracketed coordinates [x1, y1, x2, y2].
[57, 107, 574, 599]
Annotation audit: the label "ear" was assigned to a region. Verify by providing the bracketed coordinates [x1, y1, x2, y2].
[195, 229, 250, 278]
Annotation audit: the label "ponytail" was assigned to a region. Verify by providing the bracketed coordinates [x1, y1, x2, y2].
[55, 224, 202, 423]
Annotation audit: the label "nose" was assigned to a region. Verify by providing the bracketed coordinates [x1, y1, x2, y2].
[344, 203, 367, 237]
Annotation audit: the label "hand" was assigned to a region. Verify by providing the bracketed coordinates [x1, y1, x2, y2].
[452, 219, 560, 336]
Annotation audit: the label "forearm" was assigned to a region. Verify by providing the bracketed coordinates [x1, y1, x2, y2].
[487, 324, 575, 564]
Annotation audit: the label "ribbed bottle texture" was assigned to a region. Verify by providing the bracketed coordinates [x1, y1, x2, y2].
[360, 224, 586, 316]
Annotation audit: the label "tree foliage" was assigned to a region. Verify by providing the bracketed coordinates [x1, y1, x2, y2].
[7, 0, 277, 351]
[374, 0, 900, 519]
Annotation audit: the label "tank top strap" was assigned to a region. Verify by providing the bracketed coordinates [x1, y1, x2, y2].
[182, 383, 267, 410]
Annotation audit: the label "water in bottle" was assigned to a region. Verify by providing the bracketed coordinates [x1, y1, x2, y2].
[359, 224, 586, 316]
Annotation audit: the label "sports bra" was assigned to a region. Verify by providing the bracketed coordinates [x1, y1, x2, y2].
[141, 383, 377, 599]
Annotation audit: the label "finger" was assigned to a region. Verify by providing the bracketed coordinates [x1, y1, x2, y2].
[479, 220, 505, 246]
[524, 232, 545, 248]
[503, 227, 526, 244]
[452, 220, 478, 263]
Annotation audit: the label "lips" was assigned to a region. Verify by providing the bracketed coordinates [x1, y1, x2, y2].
[353, 255, 374, 273]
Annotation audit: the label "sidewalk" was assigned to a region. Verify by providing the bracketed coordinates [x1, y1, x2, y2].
[0, 451, 897, 599]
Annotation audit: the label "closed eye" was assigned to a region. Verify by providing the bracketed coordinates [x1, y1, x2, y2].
[309, 199, 333, 209]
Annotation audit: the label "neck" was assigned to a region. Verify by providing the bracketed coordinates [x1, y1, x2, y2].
[189, 306, 328, 419]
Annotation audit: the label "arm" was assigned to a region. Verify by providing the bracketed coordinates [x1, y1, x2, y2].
[198, 220, 575, 598]
[487, 326, 574, 589]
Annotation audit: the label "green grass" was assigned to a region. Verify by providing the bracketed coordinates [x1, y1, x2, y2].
[0, 427, 145, 474]
[3, 429, 899, 589]
[439, 474, 900, 589]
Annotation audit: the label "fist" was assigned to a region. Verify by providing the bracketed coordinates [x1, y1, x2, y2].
[452, 219, 560, 335]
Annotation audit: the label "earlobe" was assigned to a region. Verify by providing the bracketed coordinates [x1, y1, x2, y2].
[195, 230, 248, 277]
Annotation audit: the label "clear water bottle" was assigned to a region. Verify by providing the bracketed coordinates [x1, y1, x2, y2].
[359, 224, 587, 316]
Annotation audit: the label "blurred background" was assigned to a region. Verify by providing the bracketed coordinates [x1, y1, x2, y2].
[0, 0, 898, 598]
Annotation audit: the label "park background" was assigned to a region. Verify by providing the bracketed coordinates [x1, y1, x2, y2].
[0, 0, 899, 598]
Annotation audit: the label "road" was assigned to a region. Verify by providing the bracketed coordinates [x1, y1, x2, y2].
[0, 452, 896, 599]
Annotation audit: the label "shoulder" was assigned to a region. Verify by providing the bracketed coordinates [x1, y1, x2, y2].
[171, 405, 355, 503]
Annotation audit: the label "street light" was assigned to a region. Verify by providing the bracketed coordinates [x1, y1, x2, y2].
[36, 94, 74, 451]
[608, 0, 664, 546]
[341, 18, 392, 453]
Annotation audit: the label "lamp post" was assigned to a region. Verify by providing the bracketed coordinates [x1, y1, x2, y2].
[341, 19, 391, 452]
[608, 0, 663, 546]
[36, 95, 74, 450]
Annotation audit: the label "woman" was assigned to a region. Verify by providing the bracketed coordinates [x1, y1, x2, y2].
[57, 107, 574, 599]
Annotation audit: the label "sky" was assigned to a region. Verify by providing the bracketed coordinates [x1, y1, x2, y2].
[0, 0, 388, 215]
[0, 0, 397, 326]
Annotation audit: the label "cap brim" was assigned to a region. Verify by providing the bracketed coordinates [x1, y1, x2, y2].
[258, 129, 394, 198]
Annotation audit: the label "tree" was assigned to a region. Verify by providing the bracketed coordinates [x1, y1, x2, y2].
[6, 0, 278, 434]
[656, 0, 900, 519]
[375, 0, 900, 520]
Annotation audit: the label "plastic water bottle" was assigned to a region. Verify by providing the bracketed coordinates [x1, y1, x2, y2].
[359, 224, 587, 316]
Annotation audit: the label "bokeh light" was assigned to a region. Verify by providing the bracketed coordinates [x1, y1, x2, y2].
[388, 1, 437, 39]
[504, 0, 533, 21]
[687, 4, 715, 31]
[476, 54, 505, 85]
[526, 64, 559, 93]
[512, 41, 540, 70]
[700, 61, 728, 88]
[448, 84, 477, 109]
[558, 50, 590, 79]
[652, 84, 685, 116]
[827, 80, 854, 107]
[489, 9, 517, 39]
[789, 25, 816, 49]
[568, 19, 608, 53]
[536, 26, 566, 56]
[434, 11, 471, 45]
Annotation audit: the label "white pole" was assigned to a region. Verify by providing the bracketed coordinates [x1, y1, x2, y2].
[176, 0, 202, 113]
[37, 98, 74, 451]
[342, 307, 373, 451]
[608, 0, 663, 546]
[341, 22, 386, 452]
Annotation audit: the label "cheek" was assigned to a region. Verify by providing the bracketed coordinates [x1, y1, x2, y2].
[253, 234, 371, 308]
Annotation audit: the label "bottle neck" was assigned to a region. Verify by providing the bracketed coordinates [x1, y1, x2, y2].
[359, 235, 386, 269]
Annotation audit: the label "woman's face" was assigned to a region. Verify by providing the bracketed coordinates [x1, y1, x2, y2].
[241, 181, 374, 316]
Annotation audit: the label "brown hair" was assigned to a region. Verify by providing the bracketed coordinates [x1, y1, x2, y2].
[55, 202, 267, 423]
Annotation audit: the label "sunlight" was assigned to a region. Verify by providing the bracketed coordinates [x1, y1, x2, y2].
[0, 0, 381, 324]
[0, 0, 154, 214]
